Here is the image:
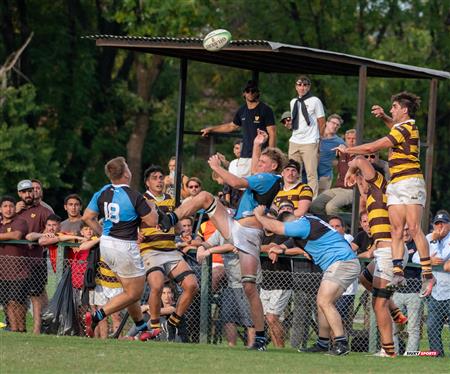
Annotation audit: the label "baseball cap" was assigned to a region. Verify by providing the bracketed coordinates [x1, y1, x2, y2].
[243, 80, 259, 92]
[280, 111, 292, 123]
[432, 212, 449, 224]
[17, 179, 33, 192]
[283, 159, 300, 173]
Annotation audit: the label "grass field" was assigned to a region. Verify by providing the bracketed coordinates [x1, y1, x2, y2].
[1, 332, 449, 373]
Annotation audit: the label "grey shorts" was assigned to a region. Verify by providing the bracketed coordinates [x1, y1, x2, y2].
[220, 287, 253, 327]
[322, 259, 360, 290]
[141, 250, 184, 276]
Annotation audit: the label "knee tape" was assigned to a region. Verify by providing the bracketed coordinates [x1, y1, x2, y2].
[372, 287, 393, 299]
[205, 197, 218, 217]
[146, 267, 164, 277]
[173, 270, 195, 284]
[361, 268, 373, 284]
[241, 275, 257, 284]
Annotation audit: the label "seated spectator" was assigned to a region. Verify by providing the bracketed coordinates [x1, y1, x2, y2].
[317, 114, 345, 195]
[0, 196, 29, 332]
[181, 177, 203, 205]
[175, 217, 198, 254]
[310, 130, 356, 216]
[164, 156, 190, 199]
[61, 194, 83, 235]
[352, 212, 374, 259]
[413, 212, 450, 357]
[393, 225, 424, 355]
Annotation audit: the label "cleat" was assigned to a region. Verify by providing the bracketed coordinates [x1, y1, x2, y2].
[386, 274, 406, 291]
[419, 275, 436, 298]
[249, 338, 267, 351]
[298, 343, 329, 353]
[139, 328, 161, 341]
[167, 323, 178, 342]
[85, 312, 97, 338]
[373, 348, 396, 358]
[326, 342, 349, 356]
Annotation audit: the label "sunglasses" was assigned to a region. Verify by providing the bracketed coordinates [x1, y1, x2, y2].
[245, 88, 258, 93]
[282, 118, 292, 124]
[188, 185, 200, 189]
[296, 80, 310, 86]
[364, 155, 376, 159]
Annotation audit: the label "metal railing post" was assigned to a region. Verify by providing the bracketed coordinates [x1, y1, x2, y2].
[199, 255, 211, 344]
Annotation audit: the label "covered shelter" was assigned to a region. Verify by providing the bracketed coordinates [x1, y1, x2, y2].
[86, 35, 450, 233]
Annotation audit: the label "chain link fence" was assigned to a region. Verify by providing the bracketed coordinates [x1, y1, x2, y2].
[0, 248, 448, 355]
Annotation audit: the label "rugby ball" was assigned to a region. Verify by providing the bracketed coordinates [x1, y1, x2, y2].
[203, 29, 232, 52]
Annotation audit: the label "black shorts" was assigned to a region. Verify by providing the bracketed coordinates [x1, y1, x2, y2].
[28, 259, 48, 297]
[0, 279, 29, 305]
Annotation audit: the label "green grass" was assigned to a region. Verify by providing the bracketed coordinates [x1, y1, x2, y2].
[0, 332, 448, 374]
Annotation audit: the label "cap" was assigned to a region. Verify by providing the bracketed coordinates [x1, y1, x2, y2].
[280, 111, 292, 123]
[17, 179, 33, 192]
[243, 80, 259, 92]
[432, 212, 449, 224]
[283, 159, 300, 173]
[278, 200, 295, 213]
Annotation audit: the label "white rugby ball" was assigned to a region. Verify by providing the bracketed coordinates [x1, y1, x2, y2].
[203, 29, 232, 52]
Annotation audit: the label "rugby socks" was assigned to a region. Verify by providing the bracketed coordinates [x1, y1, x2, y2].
[255, 330, 267, 345]
[392, 259, 404, 276]
[150, 318, 161, 329]
[382, 342, 396, 356]
[390, 307, 404, 323]
[167, 212, 179, 227]
[168, 312, 182, 328]
[92, 308, 106, 323]
[317, 336, 330, 349]
[334, 336, 348, 346]
[135, 319, 148, 332]
[420, 257, 433, 278]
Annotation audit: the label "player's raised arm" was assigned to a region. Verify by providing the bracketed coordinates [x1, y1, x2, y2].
[253, 205, 285, 235]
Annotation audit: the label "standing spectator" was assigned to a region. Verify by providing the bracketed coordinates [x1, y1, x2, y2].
[61, 194, 83, 235]
[288, 75, 326, 197]
[318, 114, 345, 194]
[225, 139, 246, 207]
[336, 92, 435, 296]
[163, 156, 190, 200]
[201, 80, 276, 173]
[352, 212, 374, 258]
[413, 212, 450, 357]
[311, 131, 356, 216]
[82, 156, 159, 338]
[31, 179, 54, 213]
[16, 179, 52, 334]
[0, 196, 29, 332]
[392, 225, 423, 355]
[280, 111, 292, 130]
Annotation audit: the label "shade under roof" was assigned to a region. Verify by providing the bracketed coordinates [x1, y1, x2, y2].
[85, 35, 450, 80]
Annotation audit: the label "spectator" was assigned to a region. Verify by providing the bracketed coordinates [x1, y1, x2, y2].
[201, 80, 276, 176]
[16, 179, 52, 334]
[164, 156, 190, 200]
[272, 159, 313, 217]
[310, 131, 356, 216]
[288, 75, 326, 197]
[318, 114, 345, 194]
[175, 217, 198, 254]
[414, 212, 450, 357]
[182, 177, 203, 205]
[352, 212, 374, 258]
[61, 194, 83, 235]
[31, 179, 54, 213]
[392, 225, 424, 355]
[280, 111, 292, 130]
[0, 196, 29, 332]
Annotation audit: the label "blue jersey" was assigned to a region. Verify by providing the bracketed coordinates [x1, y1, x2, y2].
[87, 184, 151, 240]
[318, 135, 345, 178]
[284, 215, 356, 270]
[234, 173, 281, 220]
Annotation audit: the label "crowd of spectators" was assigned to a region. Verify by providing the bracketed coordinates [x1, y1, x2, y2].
[0, 77, 449, 356]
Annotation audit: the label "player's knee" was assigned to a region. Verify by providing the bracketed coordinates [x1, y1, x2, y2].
[183, 276, 199, 295]
[406, 223, 421, 239]
[198, 191, 214, 205]
[265, 313, 279, 324]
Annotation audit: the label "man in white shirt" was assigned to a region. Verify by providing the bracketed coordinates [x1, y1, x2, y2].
[288, 76, 325, 198]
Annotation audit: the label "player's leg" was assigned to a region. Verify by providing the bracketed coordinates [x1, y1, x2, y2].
[405, 204, 435, 297]
[146, 269, 165, 330]
[387, 205, 408, 289]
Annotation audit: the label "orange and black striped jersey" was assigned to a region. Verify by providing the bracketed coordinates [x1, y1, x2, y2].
[366, 171, 391, 244]
[386, 120, 423, 184]
[96, 257, 121, 288]
[273, 182, 313, 208]
[139, 191, 176, 254]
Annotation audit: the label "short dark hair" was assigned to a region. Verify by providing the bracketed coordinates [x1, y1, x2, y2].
[0, 195, 16, 205]
[46, 214, 62, 223]
[234, 139, 242, 146]
[391, 91, 421, 119]
[328, 215, 345, 227]
[186, 177, 202, 188]
[31, 179, 43, 187]
[64, 194, 82, 205]
[143, 165, 164, 182]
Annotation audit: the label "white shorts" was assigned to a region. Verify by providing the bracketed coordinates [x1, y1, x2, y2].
[224, 215, 264, 259]
[260, 289, 292, 318]
[386, 177, 426, 207]
[100, 235, 145, 278]
[373, 246, 409, 282]
[141, 250, 184, 275]
[89, 285, 123, 306]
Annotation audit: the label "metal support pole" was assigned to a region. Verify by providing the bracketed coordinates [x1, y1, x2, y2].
[55, 243, 65, 283]
[175, 58, 188, 207]
[351, 65, 367, 236]
[252, 70, 259, 84]
[423, 79, 438, 231]
[199, 255, 212, 344]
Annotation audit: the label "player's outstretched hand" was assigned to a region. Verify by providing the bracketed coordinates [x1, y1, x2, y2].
[254, 129, 268, 146]
[371, 105, 385, 118]
[200, 127, 211, 137]
[208, 154, 222, 170]
[254, 205, 266, 217]
[333, 144, 348, 155]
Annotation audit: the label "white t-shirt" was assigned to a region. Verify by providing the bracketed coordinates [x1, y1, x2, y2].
[289, 96, 325, 145]
[228, 158, 252, 178]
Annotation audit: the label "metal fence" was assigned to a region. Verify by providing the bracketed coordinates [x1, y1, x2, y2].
[0, 244, 448, 355]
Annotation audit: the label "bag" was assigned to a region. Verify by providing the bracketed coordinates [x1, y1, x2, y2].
[41, 267, 81, 336]
[83, 243, 100, 289]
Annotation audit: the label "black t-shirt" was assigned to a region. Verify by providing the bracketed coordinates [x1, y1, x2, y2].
[233, 102, 275, 158]
[353, 230, 373, 255]
[398, 240, 421, 294]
